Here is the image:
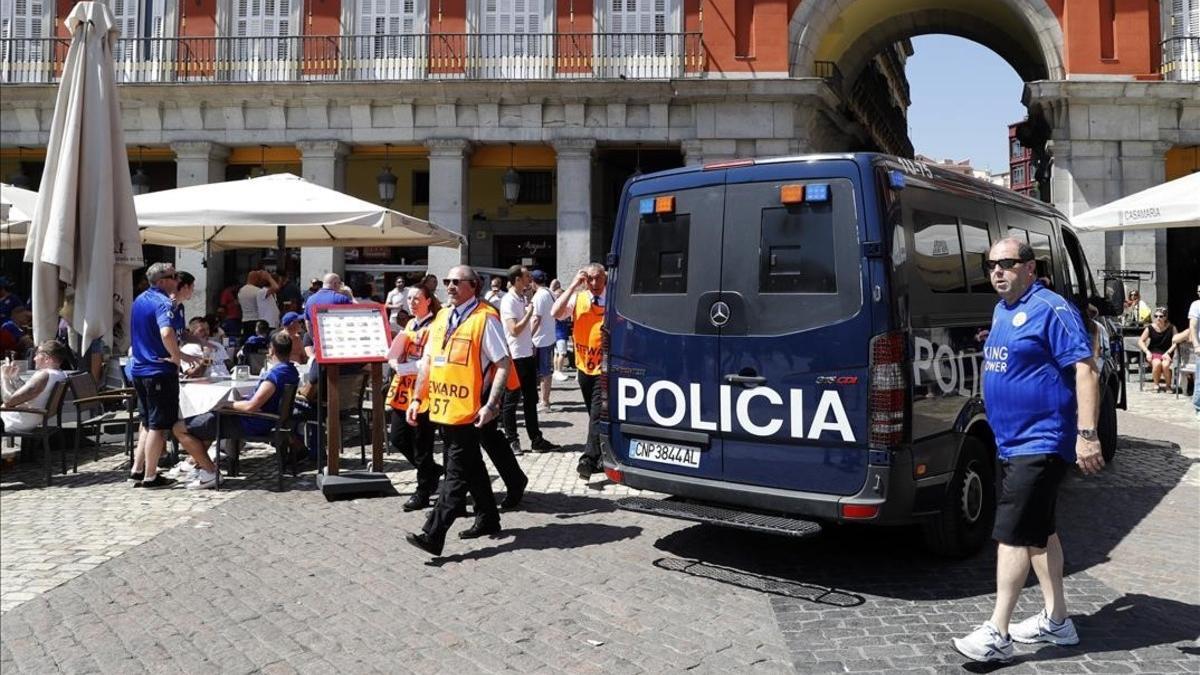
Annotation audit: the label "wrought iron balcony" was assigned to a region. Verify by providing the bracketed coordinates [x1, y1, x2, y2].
[0, 32, 705, 84]
[1161, 37, 1199, 82]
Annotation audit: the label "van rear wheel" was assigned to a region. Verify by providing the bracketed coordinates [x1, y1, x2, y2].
[922, 437, 995, 558]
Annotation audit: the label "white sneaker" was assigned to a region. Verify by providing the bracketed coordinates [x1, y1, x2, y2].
[186, 469, 218, 490]
[952, 622, 1013, 663]
[1010, 610, 1079, 645]
[552, 372, 569, 382]
[537, 404, 554, 414]
[166, 460, 197, 480]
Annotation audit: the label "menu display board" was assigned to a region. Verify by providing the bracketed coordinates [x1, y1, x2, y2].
[310, 304, 392, 364]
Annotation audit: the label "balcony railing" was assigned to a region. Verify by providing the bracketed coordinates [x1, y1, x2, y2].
[1161, 37, 1199, 82]
[0, 32, 705, 84]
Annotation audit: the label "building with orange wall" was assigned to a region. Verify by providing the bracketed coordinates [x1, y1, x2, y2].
[1, 0, 1197, 314]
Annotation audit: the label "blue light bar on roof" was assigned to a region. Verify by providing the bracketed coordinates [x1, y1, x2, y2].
[805, 183, 830, 202]
[639, 199, 655, 215]
[888, 170, 906, 190]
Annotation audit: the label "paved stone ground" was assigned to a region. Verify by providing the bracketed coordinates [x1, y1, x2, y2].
[1, 380, 1197, 673]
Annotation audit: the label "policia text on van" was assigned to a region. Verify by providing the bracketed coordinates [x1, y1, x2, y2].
[601, 154, 1124, 557]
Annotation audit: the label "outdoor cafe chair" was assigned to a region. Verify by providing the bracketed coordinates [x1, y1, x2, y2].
[1123, 336, 1147, 391]
[0, 379, 69, 485]
[1175, 342, 1195, 400]
[63, 372, 137, 472]
[213, 383, 299, 490]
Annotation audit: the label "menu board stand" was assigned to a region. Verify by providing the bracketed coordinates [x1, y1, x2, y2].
[309, 304, 393, 500]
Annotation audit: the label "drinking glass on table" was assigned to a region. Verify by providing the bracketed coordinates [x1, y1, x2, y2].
[232, 365, 250, 381]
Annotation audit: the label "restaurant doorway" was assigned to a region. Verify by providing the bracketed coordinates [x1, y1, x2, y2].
[494, 234, 556, 275]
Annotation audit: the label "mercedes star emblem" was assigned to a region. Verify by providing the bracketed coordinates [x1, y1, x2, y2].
[709, 301, 731, 327]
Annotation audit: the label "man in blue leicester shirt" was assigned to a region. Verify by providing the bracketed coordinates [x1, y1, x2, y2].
[953, 238, 1103, 664]
[128, 263, 207, 489]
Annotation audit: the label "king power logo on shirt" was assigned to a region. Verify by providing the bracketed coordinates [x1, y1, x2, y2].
[616, 377, 856, 442]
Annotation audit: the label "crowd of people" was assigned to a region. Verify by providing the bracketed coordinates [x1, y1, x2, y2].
[0, 257, 609, 507]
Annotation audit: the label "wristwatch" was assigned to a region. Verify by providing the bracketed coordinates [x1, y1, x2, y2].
[1077, 428, 1097, 441]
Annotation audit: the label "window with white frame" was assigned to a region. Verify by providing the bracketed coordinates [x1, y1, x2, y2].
[111, 0, 167, 65]
[1, 0, 49, 67]
[359, 0, 423, 58]
[234, 0, 293, 59]
[604, 0, 679, 60]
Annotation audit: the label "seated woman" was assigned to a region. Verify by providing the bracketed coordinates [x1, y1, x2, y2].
[174, 332, 299, 481]
[1139, 308, 1178, 393]
[0, 340, 70, 433]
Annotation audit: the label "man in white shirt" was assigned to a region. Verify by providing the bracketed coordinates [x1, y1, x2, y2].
[386, 277, 408, 312]
[485, 276, 506, 308]
[529, 270, 557, 412]
[185, 317, 231, 376]
[500, 265, 556, 454]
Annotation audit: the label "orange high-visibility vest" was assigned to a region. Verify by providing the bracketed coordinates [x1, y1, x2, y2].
[423, 303, 489, 425]
[480, 302, 521, 391]
[573, 291, 605, 376]
[385, 316, 433, 413]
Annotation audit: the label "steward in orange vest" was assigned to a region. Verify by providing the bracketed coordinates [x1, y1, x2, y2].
[385, 286, 441, 512]
[405, 266, 512, 557]
[552, 263, 608, 481]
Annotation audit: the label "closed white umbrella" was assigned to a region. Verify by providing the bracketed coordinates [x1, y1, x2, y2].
[136, 173, 465, 250]
[1071, 172, 1200, 232]
[23, 1, 143, 352]
[0, 182, 37, 250]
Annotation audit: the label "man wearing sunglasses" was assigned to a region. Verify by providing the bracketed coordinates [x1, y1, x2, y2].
[404, 265, 511, 556]
[127, 262, 202, 489]
[953, 238, 1102, 663]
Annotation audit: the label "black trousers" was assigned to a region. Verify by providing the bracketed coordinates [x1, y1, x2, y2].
[423, 424, 499, 543]
[501, 355, 543, 444]
[577, 371, 603, 466]
[389, 410, 441, 498]
[480, 418, 526, 493]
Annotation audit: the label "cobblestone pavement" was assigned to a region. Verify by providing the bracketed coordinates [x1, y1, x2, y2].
[1, 380, 1197, 673]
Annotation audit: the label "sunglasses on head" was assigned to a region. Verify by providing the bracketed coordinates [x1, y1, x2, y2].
[983, 257, 1032, 272]
[1153, 313, 1166, 318]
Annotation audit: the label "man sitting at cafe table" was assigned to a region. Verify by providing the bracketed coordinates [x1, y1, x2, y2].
[174, 332, 300, 481]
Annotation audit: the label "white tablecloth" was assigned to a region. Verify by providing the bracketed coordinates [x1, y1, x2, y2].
[179, 377, 261, 418]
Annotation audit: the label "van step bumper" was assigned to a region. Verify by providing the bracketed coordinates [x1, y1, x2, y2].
[616, 497, 823, 538]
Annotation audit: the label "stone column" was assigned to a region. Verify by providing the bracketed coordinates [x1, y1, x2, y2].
[554, 139, 596, 282]
[681, 140, 704, 167]
[1118, 141, 1171, 308]
[425, 138, 470, 286]
[170, 141, 230, 319]
[297, 140, 350, 285]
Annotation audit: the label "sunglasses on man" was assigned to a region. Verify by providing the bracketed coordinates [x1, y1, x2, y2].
[982, 257, 1033, 272]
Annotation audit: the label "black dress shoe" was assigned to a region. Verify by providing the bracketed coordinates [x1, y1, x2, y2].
[402, 494, 431, 512]
[500, 479, 528, 509]
[530, 438, 559, 453]
[458, 519, 501, 539]
[577, 461, 599, 480]
[405, 531, 444, 556]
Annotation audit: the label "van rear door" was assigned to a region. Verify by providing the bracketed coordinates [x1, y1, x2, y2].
[608, 172, 728, 482]
[717, 161, 871, 494]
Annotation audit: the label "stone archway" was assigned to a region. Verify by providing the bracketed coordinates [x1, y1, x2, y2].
[788, 0, 1065, 82]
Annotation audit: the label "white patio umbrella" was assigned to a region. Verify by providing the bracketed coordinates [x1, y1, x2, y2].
[23, 1, 143, 351]
[1071, 172, 1200, 232]
[0, 182, 37, 250]
[135, 173, 464, 252]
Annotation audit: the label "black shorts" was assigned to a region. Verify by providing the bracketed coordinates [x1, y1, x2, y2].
[133, 374, 180, 431]
[992, 453, 1068, 548]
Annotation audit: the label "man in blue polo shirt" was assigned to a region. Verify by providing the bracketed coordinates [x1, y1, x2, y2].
[302, 272, 354, 326]
[128, 262, 207, 489]
[953, 237, 1102, 663]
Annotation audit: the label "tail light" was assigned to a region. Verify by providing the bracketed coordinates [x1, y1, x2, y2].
[868, 331, 907, 450]
[604, 466, 624, 484]
[598, 325, 610, 421]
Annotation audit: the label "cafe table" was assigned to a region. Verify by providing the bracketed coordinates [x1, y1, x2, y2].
[178, 375, 262, 418]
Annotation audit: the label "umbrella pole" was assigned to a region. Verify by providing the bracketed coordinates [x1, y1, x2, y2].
[276, 226, 286, 279]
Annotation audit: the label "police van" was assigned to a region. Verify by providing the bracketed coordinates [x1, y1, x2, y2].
[601, 153, 1124, 556]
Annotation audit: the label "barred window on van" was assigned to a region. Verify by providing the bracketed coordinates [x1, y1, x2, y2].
[758, 204, 837, 294]
[913, 210, 967, 293]
[632, 215, 690, 294]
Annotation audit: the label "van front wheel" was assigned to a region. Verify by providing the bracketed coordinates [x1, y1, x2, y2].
[1098, 386, 1117, 464]
[922, 437, 995, 558]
